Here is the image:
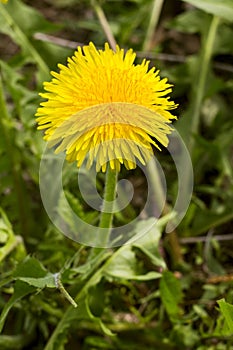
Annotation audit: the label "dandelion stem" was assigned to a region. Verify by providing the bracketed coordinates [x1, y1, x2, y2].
[92, 0, 117, 51]
[99, 165, 118, 246]
[143, 0, 164, 51]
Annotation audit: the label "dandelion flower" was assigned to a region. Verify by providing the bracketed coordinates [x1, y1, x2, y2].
[36, 42, 177, 172]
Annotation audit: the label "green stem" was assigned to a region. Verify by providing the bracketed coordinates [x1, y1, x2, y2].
[189, 16, 220, 152]
[179, 17, 220, 250]
[34, 297, 64, 318]
[143, 0, 164, 51]
[92, 0, 117, 50]
[165, 16, 220, 265]
[54, 273, 78, 308]
[98, 165, 118, 246]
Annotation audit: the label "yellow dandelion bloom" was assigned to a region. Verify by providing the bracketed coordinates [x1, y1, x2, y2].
[0, 0, 8, 3]
[36, 42, 177, 172]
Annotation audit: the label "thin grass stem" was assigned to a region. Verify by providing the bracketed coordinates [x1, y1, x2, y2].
[146, 159, 184, 266]
[143, 0, 164, 51]
[92, 0, 117, 50]
[189, 16, 220, 152]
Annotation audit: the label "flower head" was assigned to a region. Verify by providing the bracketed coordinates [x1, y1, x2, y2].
[36, 42, 177, 172]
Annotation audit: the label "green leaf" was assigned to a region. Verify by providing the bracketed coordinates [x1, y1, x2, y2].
[205, 240, 225, 275]
[0, 0, 51, 79]
[16, 275, 56, 289]
[170, 324, 199, 347]
[102, 219, 163, 281]
[0, 280, 36, 333]
[133, 222, 166, 269]
[0, 0, 59, 37]
[84, 297, 113, 336]
[0, 333, 35, 350]
[159, 271, 183, 322]
[190, 208, 233, 236]
[181, 0, 233, 22]
[44, 297, 113, 350]
[217, 299, 233, 334]
[84, 336, 115, 349]
[103, 245, 161, 281]
[13, 256, 56, 289]
[168, 9, 211, 34]
[56, 190, 84, 235]
[13, 256, 48, 278]
[0, 60, 37, 116]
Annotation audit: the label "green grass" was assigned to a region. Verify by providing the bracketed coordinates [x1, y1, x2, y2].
[0, 0, 233, 349]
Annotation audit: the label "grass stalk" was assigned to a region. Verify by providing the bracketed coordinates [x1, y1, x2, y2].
[92, 0, 117, 50]
[147, 159, 184, 266]
[143, 0, 164, 51]
[189, 16, 220, 152]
